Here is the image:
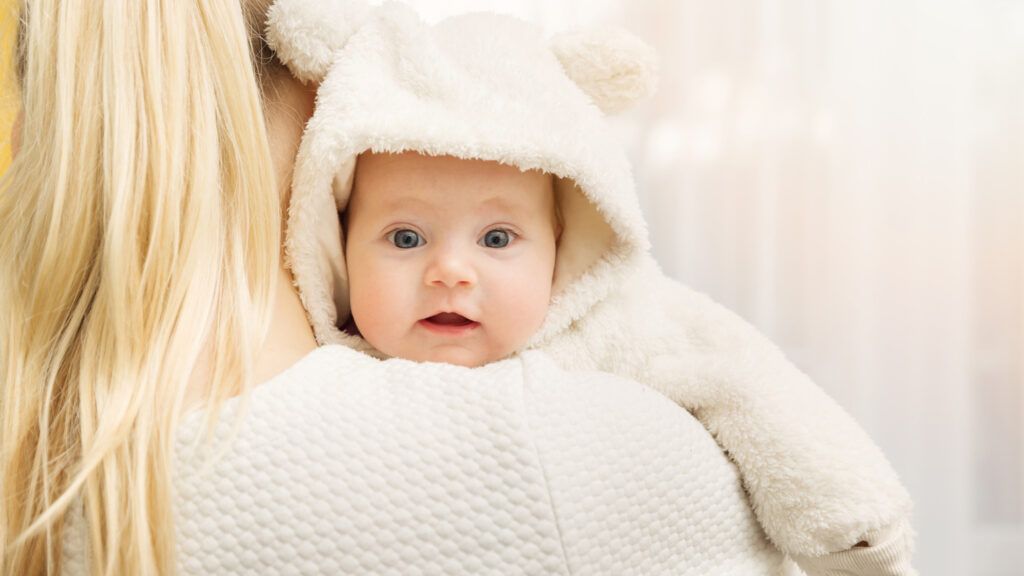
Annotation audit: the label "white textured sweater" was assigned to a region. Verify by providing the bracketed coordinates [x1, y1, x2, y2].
[64, 346, 790, 575]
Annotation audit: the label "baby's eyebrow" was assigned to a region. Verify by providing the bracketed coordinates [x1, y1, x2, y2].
[380, 196, 436, 212]
[478, 196, 530, 215]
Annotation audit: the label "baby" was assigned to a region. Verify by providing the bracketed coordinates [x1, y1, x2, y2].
[344, 151, 560, 368]
[270, 1, 916, 573]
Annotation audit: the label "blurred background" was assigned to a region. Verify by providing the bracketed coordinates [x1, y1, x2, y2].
[2, 1, 1020, 574]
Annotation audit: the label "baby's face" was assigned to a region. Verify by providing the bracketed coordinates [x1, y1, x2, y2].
[345, 152, 559, 367]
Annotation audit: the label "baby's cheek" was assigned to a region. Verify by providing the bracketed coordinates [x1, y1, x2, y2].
[492, 270, 552, 348]
[349, 261, 407, 348]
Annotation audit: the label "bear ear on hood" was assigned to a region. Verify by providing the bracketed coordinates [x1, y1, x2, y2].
[266, 0, 373, 84]
[550, 27, 659, 115]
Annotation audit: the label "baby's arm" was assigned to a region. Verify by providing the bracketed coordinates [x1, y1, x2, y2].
[541, 253, 916, 574]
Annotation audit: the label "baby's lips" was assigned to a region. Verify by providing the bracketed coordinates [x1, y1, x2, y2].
[423, 312, 475, 326]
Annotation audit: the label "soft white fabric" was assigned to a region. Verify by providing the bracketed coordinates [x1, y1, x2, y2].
[173, 348, 788, 574]
[266, 0, 916, 568]
[61, 346, 791, 575]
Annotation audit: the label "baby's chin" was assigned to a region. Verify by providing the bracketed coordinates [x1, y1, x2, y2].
[420, 348, 496, 368]
[389, 344, 511, 368]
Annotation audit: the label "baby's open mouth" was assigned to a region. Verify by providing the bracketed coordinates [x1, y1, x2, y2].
[423, 312, 475, 326]
[419, 312, 480, 335]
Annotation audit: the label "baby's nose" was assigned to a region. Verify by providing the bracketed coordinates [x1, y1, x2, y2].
[424, 250, 477, 288]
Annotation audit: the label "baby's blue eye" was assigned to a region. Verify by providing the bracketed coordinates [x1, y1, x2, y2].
[480, 229, 511, 248]
[389, 229, 424, 249]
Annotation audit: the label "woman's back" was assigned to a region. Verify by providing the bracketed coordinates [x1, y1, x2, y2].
[64, 347, 787, 575]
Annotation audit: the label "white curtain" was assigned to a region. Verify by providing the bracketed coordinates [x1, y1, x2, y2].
[411, 1, 1024, 574]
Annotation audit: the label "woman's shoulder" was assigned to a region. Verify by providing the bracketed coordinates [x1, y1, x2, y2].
[517, 349, 719, 459]
[518, 350, 705, 426]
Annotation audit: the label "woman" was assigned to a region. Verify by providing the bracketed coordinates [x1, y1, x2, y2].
[1, 1, 317, 572]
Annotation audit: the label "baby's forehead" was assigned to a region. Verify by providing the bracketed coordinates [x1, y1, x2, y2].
[375, 192, 538, 213]
[352, 173, 555, 217]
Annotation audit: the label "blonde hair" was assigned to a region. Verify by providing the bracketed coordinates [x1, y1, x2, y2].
[0, 0, 281, 573]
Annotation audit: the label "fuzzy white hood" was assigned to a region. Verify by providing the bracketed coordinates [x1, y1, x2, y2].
[268, 0, 657, 350]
